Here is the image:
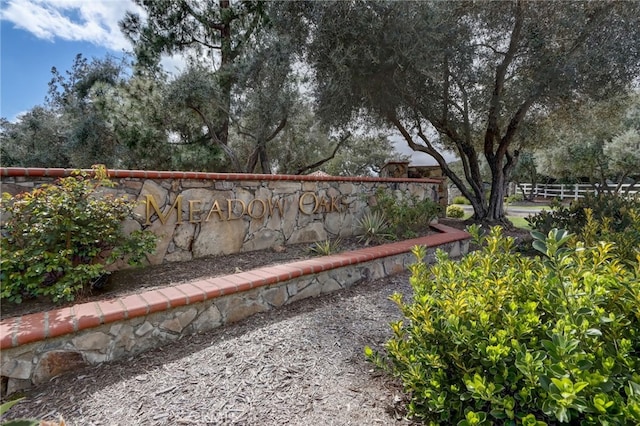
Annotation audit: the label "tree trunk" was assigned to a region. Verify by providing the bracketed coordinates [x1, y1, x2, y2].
[258, 144, 271, 174]
[476, 156, 509, 223]
[218, 0, 232, 147]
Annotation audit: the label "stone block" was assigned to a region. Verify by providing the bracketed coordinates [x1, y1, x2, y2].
[319, 277, 342, 294]
[242, 229, 282, 252]
[287, 279, 321, 304]
[280, 194, 300, 239]
[146, 210, 179, 265]
[121, 219, 142, 236]
[135, 321, 154, 336]
[178, 308, 198, 327]
[112, 324, 135, 352]
[288, 222, 327, 245]
[122, 180, 143, 190]
[261, 286, 287, 308]
[268, 181, 301, 193]
[461, 240, 470, 256]
[6, 378, 31, 396]
[324, 213, 344, 236]
[83, 352, 109, 364]
[180, 188, 215, 207]
[302, 181, 316, 192]
[329, 267, 359, 288]
[134, 180, 168, 218]
[164, 250, 193, 263]
[193, 218, 245, 257]
[172, 223, 194, 251]
[214, 181, 235, 190]
[161, 308, 198, 333]
[33, 351, 87, 384]
[1, 359, 33, 380]
[192, 305, 222, 332]
[218, 296, 268, 324]
[72, 332, 111, 352]
[449, 241, 461, 258]
[181, 179, 211, 188]
[383, 258, 405, 275]
[338, 183, 354, 194]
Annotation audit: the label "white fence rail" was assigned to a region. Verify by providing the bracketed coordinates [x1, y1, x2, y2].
[515, 183, 638, 201]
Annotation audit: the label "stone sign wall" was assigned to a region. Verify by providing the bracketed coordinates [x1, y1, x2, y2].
[1, 168, 441, 265]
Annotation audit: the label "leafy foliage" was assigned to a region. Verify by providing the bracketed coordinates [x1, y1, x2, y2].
[505, 193, 525, 204]
[307, 238, 342, 256]
[446, 205, 465, 219]
[298, 1, 640, 221]
[526, 194, 640, 264]
[453, 196, 471, 205]
[371, 188, 442, 239]
[356, 211, 393, 245]
[0, 166, 156, 303]
[366, 227, 640, 424]
[510, 152, 542, 201]
[535, 94, 640, 187]
[0, 107, 71, 168]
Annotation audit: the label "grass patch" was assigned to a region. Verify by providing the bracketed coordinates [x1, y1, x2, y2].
[506, 216, 531, 229]
[449, 204, 531, 229]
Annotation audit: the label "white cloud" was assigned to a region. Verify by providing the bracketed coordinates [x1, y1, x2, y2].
[2, 0, 189, 74]
[1, 0, 143, 51]
[160, 54, 187, 76]
[390, 134, 458, 166]
[7, 110, 28, 123]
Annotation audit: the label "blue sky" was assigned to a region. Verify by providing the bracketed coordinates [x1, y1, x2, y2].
[1, 0, 139, 121]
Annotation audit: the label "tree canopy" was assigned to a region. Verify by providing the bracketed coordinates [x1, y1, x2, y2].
[295, 0, 640, 221]
[536, 94, 640, 192]
[120, 0, 295, 172]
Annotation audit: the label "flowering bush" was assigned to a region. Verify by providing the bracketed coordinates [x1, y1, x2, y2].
[1, 166, 156, 303]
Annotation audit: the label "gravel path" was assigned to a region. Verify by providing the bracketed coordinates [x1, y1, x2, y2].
[3, 273, 418, 426]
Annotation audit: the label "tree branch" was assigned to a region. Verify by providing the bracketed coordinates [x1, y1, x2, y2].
[484, 0, 524, 160]
[295, 132, 351, 175]
[188, 103, 241, 171]
[265, 117, 288, 143]
[388, 114, 478, 203]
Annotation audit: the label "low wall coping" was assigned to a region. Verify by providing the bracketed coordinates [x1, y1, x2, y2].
[0, 167, 442, 184]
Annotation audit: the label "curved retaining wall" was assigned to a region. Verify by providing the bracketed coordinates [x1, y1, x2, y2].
[0, 224, 469, 397]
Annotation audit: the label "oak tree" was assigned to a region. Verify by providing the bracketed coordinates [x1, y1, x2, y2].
[297, 1, 640, 221]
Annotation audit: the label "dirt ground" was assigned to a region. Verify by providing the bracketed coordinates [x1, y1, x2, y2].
[2, 271, 418, 426]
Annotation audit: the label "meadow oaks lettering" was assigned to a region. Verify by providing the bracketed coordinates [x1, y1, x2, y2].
[144, 192, 346, 225]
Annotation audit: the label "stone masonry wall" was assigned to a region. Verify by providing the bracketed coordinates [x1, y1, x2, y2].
[0, 168, 441, 265]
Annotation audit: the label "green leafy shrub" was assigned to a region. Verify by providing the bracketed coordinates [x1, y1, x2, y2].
[1, 166, 157, 303]
[446, 205, 465, 219]
[505, 193, 525, 204]
[453, 195, 471, 205]
[526, 194, 640, 264]
[372, 188, 442, 239]
[366, 226, 640, 425]
[308, 238, 342, 256]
